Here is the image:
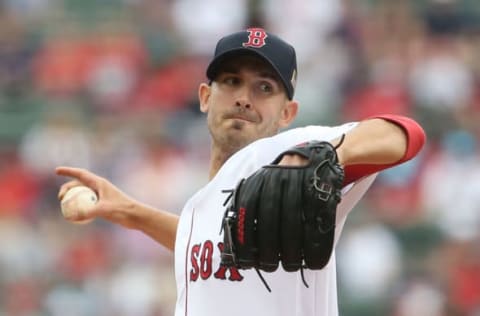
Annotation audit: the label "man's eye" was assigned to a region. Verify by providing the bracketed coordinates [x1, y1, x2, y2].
[224, 77, 238, 85]
[259, 83, 273, 93]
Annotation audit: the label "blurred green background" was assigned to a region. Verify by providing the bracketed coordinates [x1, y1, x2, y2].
[0, 0, 479, 315]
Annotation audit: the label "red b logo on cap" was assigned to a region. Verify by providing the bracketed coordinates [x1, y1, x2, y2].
[243, 28, 268, 48]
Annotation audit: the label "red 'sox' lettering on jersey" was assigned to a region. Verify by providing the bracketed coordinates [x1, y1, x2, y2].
[189, 241, 213, 281]
[190, 244, 201, 281]
[214, 242, 244, 281]
[189, 241, 244, 283]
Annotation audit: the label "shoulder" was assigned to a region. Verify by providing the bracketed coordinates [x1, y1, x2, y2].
[228, 123, 358, 170]
[272, 123, 358, 144]
[248, 122, 359, 154]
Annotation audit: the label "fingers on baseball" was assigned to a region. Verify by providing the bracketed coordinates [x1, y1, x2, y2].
[56, 166, 100, 187]
[65, 208, 93, 222]
[56, 166, 102, 197]
[58, 180, 84, 201]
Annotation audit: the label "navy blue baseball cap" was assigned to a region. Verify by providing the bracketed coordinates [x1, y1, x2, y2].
[206, 28, 297, 100]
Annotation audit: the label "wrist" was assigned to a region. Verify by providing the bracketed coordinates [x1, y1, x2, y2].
[109, 198, 143, 230]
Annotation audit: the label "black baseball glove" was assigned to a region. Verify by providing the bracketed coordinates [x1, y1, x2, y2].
[220, 138, 345, 290]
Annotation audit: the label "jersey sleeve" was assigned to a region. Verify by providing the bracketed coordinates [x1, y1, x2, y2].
[343, 114, 426, 185]
[226, 123, 358, 179]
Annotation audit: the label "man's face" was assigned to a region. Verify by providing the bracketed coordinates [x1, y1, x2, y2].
[199, 54, 298, 153]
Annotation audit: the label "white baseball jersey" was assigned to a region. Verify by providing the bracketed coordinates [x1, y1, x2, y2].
[174, 123, 378, 316]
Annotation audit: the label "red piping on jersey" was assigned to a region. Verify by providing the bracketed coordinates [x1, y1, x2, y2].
[343, 114, 426, 185]
[184, 208, 196, 316]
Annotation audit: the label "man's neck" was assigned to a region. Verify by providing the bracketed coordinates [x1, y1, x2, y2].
[209, 142, 244, 179]
[209, 146, 233, 180]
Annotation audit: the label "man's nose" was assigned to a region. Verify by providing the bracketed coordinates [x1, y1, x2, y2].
[235, 86, 252, 110]
[235, 100, 252, 110]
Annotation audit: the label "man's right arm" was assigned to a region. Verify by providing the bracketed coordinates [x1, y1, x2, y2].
[56, 166, 179, 251]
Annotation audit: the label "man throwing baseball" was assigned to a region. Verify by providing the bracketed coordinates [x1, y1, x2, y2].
[57, 28, 426, 316]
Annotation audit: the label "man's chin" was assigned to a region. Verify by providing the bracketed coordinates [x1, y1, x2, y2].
[221, 130, 254, 150]
[230, 119, 247, 130]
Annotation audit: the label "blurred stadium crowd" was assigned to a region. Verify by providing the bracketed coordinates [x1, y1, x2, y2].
[0, 0, 479, 315]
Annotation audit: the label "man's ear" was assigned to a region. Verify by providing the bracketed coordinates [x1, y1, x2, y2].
[278, 100, 298, 128]
[198, 83, 211, 113]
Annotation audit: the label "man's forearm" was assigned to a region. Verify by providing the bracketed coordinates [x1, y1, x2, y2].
[335, 118, 408, 166]
[332, 115, 425, 185]
[127, 202, 179, 251]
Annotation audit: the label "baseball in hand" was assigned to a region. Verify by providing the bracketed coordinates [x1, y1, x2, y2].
[61, 186, 98, 224]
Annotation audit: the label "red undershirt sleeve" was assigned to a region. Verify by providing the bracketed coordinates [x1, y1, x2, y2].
[343, 114, 426, 185]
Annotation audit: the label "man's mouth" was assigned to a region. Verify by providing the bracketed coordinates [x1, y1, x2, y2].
[224, 113, 257, 123]
[229, 116, 252, 122]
